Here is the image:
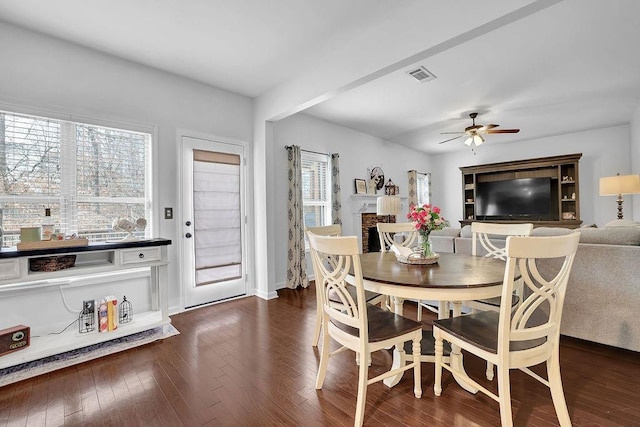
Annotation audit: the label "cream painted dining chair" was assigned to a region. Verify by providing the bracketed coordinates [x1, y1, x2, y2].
[308, 231, 422, 427]
[377, 222, 437, 321]
[305, 225, 387, 347]
[467, 221, 533, 380]
[433, 232, 580, 427]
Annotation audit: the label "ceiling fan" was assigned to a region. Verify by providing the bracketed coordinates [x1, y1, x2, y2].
[439, 112, 520, 146]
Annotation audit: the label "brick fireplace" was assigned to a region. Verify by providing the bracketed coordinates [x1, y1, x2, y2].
[349, 195, 406, 252]
[361, 213, 395, 253]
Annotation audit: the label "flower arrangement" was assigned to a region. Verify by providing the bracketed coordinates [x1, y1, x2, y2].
[407, 203, 449, 257]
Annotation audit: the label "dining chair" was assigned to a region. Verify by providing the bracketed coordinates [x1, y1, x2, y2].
[377, 222, 437, 321]
[305, 225, 387, 347]
[433, 232, 580, 427]
[307, 231, 422, 427]
[467, 221, 534, 380]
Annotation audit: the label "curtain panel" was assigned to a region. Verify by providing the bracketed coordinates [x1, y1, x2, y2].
[331, 153, 342, 225]
[286, 145, 309, 289]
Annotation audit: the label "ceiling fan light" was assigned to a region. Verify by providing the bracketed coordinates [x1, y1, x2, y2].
[474, 135, 485, 146]
[464, 136, 473, 146]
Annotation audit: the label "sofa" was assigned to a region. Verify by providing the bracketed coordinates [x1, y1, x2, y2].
[430, 224, 640, 353]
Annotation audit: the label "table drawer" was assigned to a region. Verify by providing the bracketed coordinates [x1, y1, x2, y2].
[0, 259, 20, 280]
[120, 247, 162, 265]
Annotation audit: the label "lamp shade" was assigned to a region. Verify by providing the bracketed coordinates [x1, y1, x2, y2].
[464, 134, 484, 147]
[599, 174, 640, 196]
[376, 195, 401, 216]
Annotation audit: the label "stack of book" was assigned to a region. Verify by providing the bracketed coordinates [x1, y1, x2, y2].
[98, 296, 118, 333]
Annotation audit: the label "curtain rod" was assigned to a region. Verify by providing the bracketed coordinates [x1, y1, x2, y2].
[284, 145, 330, 156]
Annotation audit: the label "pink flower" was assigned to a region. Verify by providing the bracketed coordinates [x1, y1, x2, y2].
[407, 203, 449, 234]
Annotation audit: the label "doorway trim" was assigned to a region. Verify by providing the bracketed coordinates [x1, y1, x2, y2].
[177, 129, 254, 311]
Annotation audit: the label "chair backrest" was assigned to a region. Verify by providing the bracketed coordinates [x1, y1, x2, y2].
[471, 222, 533, 260]
[377, 222, 418, 252]
[305, 224, 342, 237]
[499, 232, 580, 357]
[307, 232, 368, 342]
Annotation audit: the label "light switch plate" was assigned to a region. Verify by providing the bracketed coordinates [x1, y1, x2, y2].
[164, 207, 173, 219]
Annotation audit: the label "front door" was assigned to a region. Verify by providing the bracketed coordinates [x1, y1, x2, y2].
[181, 135, 246, 308]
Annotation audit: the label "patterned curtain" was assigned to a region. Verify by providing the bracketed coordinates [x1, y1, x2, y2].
[286, 145, 309, 289]
[331, 153, 342, 225]
[408, 170, 418, 210]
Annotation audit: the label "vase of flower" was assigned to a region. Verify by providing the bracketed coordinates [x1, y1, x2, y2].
[420, 231, 434, 258]
[406, 203, 449, 263]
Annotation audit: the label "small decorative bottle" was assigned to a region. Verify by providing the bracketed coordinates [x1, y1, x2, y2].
[42, 208, 55, 241]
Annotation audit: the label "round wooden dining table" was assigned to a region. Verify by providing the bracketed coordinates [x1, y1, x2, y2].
[359, 251, 507, 390]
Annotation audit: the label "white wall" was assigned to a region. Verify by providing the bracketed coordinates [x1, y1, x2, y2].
[430, 125, 632, 228]
[630, 104, 640, 220]
[273, 113, 431, 288]
[0, 22, 254, 312]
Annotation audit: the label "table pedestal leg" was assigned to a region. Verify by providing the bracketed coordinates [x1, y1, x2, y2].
[383, 296, 406, 387]
[449, 301, 478, 394]
[383, 346, 405, 387]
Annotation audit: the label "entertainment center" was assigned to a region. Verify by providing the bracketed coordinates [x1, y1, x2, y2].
[460, 153, 582, 228]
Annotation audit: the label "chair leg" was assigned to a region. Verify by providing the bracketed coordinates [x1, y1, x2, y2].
[496, 363, 513, 427]
[486, 362, 495, 381]
[354, 352, 369, 427]
[312, 308, 322, 347]
[412, 333, 422, 398]
[433, 331, 443, 397]
[547, 354, 572, 426]
[355, 352, 372, 366]
[315, 327, 331, 389]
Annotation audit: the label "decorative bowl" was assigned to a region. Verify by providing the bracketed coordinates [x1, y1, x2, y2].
[395, 251, 440, 265]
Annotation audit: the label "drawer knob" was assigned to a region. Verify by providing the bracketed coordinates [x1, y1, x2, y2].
[138, 253, 144, 259]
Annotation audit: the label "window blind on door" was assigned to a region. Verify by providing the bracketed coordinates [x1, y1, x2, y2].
[192, 149, 242, 286]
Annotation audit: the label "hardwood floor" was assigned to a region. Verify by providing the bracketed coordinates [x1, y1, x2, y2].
[1, 286, 639, 426]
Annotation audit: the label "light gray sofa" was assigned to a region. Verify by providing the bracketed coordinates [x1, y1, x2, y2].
[432, 224, 640, 353]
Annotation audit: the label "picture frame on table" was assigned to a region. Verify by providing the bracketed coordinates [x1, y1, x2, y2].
[354, 178, 367, 194]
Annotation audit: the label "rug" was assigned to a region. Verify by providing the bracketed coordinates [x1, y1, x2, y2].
[0, 324, 179, 387]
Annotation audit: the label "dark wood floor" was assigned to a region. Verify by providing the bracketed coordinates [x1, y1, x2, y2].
[1, 286, 639, 426]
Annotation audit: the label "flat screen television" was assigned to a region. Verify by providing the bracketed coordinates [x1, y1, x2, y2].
[475, 177, 555, 220]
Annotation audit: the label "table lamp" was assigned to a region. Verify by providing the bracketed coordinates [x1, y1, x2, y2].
[599, 173, 640, 219]
[376, 195, 401, 223]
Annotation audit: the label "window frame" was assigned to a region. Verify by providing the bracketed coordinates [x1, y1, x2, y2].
[301, 151, 332, 247]
[0, 108, 155, 245]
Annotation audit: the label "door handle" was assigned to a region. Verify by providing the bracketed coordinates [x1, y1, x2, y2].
[185, 233, 192, 238]
[185, 220, 192, 226]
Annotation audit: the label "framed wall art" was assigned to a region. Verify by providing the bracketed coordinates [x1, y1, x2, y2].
[354, 178, 367, 194]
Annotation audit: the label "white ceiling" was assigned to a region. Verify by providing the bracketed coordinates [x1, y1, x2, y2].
[1, 0, 639, 154]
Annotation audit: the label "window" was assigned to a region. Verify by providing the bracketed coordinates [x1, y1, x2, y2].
[416, 172, 431, 206]
[0, 110, 152, 245]
[301, 152, 331, 229]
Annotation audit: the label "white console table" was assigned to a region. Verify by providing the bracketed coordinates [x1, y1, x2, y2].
[0, 238, 171, 370]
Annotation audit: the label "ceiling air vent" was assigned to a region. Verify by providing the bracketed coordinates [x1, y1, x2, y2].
[406, 66, 436, 83]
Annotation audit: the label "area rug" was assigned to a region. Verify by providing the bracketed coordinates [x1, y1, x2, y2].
[0, 324, 179, 387]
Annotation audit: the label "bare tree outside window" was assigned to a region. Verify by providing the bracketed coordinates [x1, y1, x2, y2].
[0, 111, 152, 246]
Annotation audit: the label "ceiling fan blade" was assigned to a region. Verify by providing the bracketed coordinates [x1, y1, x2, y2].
[440, 131, 464, 135]
[478, 124, 499, 132]
[438, 135, 464, 144]
[486, 128, 520, 134]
